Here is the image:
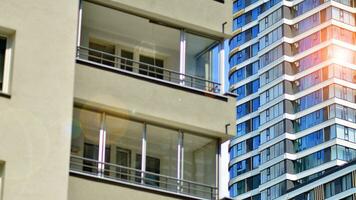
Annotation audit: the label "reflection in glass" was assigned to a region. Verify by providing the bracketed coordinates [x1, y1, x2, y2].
[146, 125, 178, 188]
[105, 115, 142, 181]
[186, 33, 219, 91]
[71, 108, 102, 174]
[184, 133, 217, 187]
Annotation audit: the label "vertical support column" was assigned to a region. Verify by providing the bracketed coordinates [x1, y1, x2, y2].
[76, 0, 83, 48]
[179, 30, 186, 86]
[98, 112, 107, 177]
[219, 41, 225, 94]
[141, 123, 147, 184]
[177, 130, 184, 191]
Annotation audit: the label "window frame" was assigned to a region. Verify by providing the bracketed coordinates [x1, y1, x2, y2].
[0, 32, 13, 95]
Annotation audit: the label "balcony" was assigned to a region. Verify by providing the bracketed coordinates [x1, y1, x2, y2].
[77, 1, 224, 94]
[76, 46, 220, 93]
[71, 3, 236, 198]
[70, 107, 220, 199]
[70, 156, 217, 199]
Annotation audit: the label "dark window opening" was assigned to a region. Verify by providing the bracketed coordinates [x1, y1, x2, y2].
[0, 37, 6, 91]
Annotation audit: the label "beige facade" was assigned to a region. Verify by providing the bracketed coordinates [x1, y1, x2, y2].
[0, 0, 234, 200]
[0, 0, 78, 200]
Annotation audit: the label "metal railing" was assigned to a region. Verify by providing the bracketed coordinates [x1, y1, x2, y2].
[76, 46, 221, 93]
[70, 155, 218, 200]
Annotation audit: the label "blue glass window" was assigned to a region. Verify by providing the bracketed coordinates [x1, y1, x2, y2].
[296, 108, 325, 132]
[252, 25, 259, 38]
[252, 135, 260, 150]
[251, 7, 260, 21]
[298, 89, 322, 111]
[237, 121, 250, 137]
[229, 181, 245, 197]
[229, 67, 245, 85]
[252, 97, 260, 112]
[229, 47, 250, 67]
[295, 129, 324, 152]
[237, 102, 250, 118]
[236, 85, 246, 100]
[252, 61, 259, 75]
[251, 43, 259, 57]
[230, 142, 246, 159]
[252, 154, 260, 169]
[233, 0, 244, 14]
[229, 160, 248, 178]
[233, 15, 245, 31]
[252, 79, 259, 93]
[252, 116, 260, 131]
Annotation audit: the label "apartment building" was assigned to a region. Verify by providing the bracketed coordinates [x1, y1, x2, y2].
[0, 0, 236, 200]
[228, 0, 356, 199]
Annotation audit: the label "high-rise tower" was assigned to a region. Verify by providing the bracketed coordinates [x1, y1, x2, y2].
[228, 0, 356, 199]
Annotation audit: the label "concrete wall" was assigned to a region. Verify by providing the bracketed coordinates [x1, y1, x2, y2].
[86, 0, 232, 38]
[0, 0, 78, 200]
[68, 176, 187, 200]
[74, 63, 236, 139]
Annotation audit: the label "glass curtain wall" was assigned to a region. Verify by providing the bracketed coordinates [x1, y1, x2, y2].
[71, 107, 218, 189]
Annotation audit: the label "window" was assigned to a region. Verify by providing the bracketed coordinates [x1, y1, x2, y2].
[71, 107, 218, 197]
[120, 50, 133, 71]
[89, 39, 115, 67]
[237, 102, 250, 118]
[184, 133, 217, 186]
[0, 37, 6, 92]
[139, 55, 164, 79]
[252, 117, 260, 131]
[252, 98, 260, 112]
[252, 135, 260, 150]
[136, 154, 160, 186]
[252, 155, 260, 169]
[0, 33, 12, 94]
[237, 121, 250, 137]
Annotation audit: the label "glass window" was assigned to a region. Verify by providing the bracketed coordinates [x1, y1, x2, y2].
[89, 39, 116, 67]
[294, 129, 324, 152]
[251, 43, 259, 57]
[229, 180, 246, 197]
[252, 135, 260, 150]
[184, 133, 217, 186]
[252, 117, 260, 131]
[0, 37, 6, 91]
[237, 121, 250, 137]
[105, 115, 143, 180]
[252, 26, 259, 39]
[186, 33, 220, 89]
[120, 50, 134, 71]
[237, 102, 250, 118]
[252, 154, 260, 169]
[252, 98, 260, 112]
[145, 125, 178, 185]
[252, 61, 259, 75]
[252, 79, 259, 93]
[71, 108, 102, 174]
[139, 55, 164, 79]
[236, 85, 246, 100]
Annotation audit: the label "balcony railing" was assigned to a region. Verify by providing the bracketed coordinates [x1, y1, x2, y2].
[70, 155, 218, 200]
[76, 46, 221, 94]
